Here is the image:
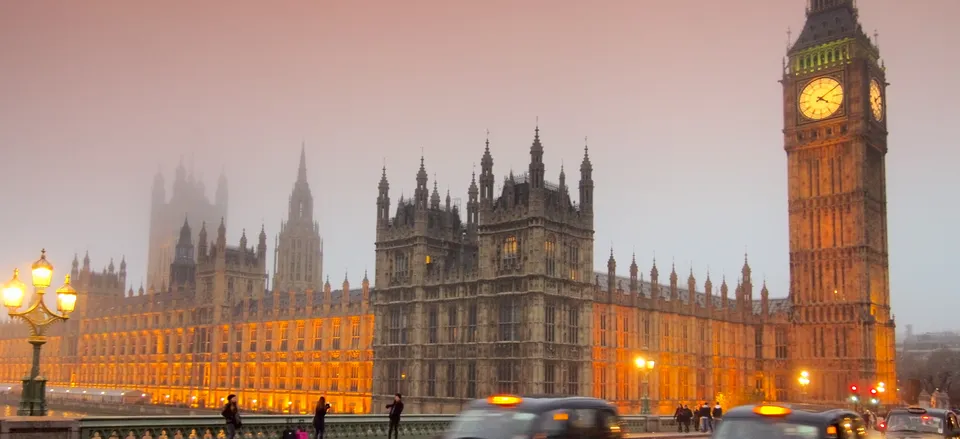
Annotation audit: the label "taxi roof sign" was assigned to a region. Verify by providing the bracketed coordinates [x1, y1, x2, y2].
[753, 405, 792, 416]
[488, 395, 523, 406]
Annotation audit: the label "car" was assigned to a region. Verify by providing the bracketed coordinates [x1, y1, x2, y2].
[881, 406, 960, 438]
[713, 404, 868, 439]
[442, 394, 623, 439]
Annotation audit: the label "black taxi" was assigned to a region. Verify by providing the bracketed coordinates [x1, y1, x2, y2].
[442, 395, 623, 439]
[882, 406, 960, 438]
[714, 404, 868, 439]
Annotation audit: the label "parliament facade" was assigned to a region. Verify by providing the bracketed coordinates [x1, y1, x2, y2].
[0, 0, 896, 416]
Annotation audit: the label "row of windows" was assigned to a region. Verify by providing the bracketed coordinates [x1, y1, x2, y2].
[78, 319, 371, 356]
[66, 362, 369, 393]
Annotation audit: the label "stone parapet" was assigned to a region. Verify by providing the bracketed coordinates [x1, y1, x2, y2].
[0, 413, 689, 439]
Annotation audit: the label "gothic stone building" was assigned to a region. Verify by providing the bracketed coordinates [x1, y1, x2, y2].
[372, 0, 896, 415]
[0, 151, 375, 414]
[146, 161, 228, 291]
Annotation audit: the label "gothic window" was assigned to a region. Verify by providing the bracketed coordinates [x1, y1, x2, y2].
[295, 364, 304, 390]
[775, 327, 788, 360]
[264, 324, 274, 351]
[261, 366, 272, 389]
[466, 303, 478, 343]
[313, 320, 323, 350]
[596, 365, 607, 399]
[349, 364, 359, 392]
[502, 236, 519, 266]
[544, 362, 557, 395]
[296, 321, 306, 351]
[388, 309, 401, 345]
[279, 322, 289, 351]
[329, 364, 339, 391]
[393, 252, 409, 279]
[232, 364, 241, 388]
[567, 305, 580, 344]
[774, 375, 787, 401]
[311, 364, 322, 391]
[545, 237, 557, 276]
[545, 301, 556, 343]
[246, 364, 256, 389]
[331, 319, 342, 350]
[466, 361, 477, 398]
[278, 365, 288, 390]
[220, 327, 229, 353]
[350, 319, 360, 349]
[498, 297, 520, 342]
[446, 305, 458, 343]
[599, 312, 608, 347]
[681, 323, 689, 353]
[426, 363, 436, 396]
[446, 362, 457, 397]
[567, 243, 580, 281]
[496, 360, 520, 394]
[754, 327, 763, 359]
[234, 327, 242, 353]
[428, 306, 439, 343]
[387, 362, 401, 393]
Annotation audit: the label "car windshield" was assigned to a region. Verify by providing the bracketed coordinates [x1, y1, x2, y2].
[886, 413, 944, 434]
[447, 409, 539, 439]
[714, 419, 821, 439]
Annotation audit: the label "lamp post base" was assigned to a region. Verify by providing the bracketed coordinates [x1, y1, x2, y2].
[641, 397, 650, 415]
[18, 376, 48, 416]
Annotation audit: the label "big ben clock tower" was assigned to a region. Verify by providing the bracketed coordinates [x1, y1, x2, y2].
[783, 0, 896, 404]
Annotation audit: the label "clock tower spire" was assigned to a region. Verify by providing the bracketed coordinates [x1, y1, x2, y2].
[782, 0, 895, 405]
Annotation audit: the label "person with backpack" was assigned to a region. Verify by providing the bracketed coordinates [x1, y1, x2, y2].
[222, 394, 242, 439]
[313, 396, 331, 439]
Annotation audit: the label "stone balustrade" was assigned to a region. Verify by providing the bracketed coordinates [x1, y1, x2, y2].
[51, 413, 680, 439]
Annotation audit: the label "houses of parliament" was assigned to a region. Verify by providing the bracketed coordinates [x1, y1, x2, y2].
[0, 0, 896, 416]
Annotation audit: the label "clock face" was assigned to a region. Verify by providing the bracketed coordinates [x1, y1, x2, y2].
[869, 78, 884, 121]
[798, 77, 844, 120]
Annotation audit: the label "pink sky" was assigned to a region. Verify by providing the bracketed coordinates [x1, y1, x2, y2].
[0, 0, 957, 331]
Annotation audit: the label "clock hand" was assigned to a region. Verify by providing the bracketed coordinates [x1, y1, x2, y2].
[818, 83, 841, 101]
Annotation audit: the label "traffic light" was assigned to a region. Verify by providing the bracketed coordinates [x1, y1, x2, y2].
[850, 385, 858, 392]
[870, 388, 878, 396]
[849, 385, 861, 403]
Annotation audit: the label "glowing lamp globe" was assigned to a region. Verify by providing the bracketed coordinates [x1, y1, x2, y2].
[2, 269, 26, 310]
[634, 357, 645, 368]
[55, 275, 78, 314]
[31, 249, 53, 289]
[646, 360, 655, 370]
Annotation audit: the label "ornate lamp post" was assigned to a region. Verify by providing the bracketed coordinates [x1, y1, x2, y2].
[634, 356, 656, 415]
[798, 370, 810, 401]
[3, 250, 78, 416]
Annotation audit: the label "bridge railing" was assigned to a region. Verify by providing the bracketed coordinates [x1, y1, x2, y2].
[79, 413, 681, 439]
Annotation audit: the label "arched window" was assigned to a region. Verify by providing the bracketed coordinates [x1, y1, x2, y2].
[503, 236, 519, 265]
[567, 242, 580, 281]
[545, 236, 557, 276]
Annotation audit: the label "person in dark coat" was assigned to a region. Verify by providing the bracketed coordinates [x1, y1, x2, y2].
[386, 393, 404, 439]
[673, 404, 685, 433]
[222, 394, 242, 439]
[313, 396, 331, 439]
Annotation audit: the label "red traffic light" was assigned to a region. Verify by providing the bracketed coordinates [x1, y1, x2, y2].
[870, 388, 878, 395]
[850, 385, 858, 392]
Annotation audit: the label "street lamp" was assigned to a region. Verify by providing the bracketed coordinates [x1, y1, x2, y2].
[634, 356, 656, 415]
[797, 371, 810, 401]
[3, 250, 78, 416]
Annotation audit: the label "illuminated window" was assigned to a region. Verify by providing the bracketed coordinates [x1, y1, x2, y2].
[425, 255, 432, 264]
[265, 324, 273, 351]
[350, 319, 360, 349]
[349, 364, 359, 392]
[329, 364, 340, 391]
[220, 327, 229, 353]
[279, 322, 289, 351]
[331, 319, 341, 350]
[567, 243, 580, 281]
[502, 236, 519, 265]
[296, 321, 306, 351]
[312, 320, 323, 350]
[545, 238, 556, 276]
[311, 364, 322, 391]
[248, 324, 257, 352]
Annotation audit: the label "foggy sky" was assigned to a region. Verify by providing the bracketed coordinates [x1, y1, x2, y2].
[0, 0, 956, 332]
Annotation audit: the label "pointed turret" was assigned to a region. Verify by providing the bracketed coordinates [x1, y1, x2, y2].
[415, 156, 429, 209]
[529, 125, 545, 189]
[217, 217, 227, 248]
[479, 135, 495, 205]
[175, 218, 194, 262]
[288, 147, 314, 223]
[430, 180, 441, 209]
[377, 166, 391, 227]
[704, 271, 714, 310]
[669, 262, 679, 301]
[198, 221, 208, 261]
[466, 170, 479, 229]
[687, 266, 697, 309]
[71, 254, 79, 280]
[445, 189, 451, 212]
[629, 253, 639, 294]
[606, 248, 616, 295]
[720, 276, 729, 309]
[258, 224, 267, 260]
[579, 141, 594, 214]
[239, 228, 248, 250]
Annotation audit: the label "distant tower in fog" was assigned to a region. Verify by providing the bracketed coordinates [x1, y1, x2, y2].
[146, 159, 228, 290]
[273, 145, 324, 292]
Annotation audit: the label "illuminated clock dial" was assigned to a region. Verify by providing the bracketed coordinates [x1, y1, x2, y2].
[798, 77, 844, 120]
[869, 78, 884, 121]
